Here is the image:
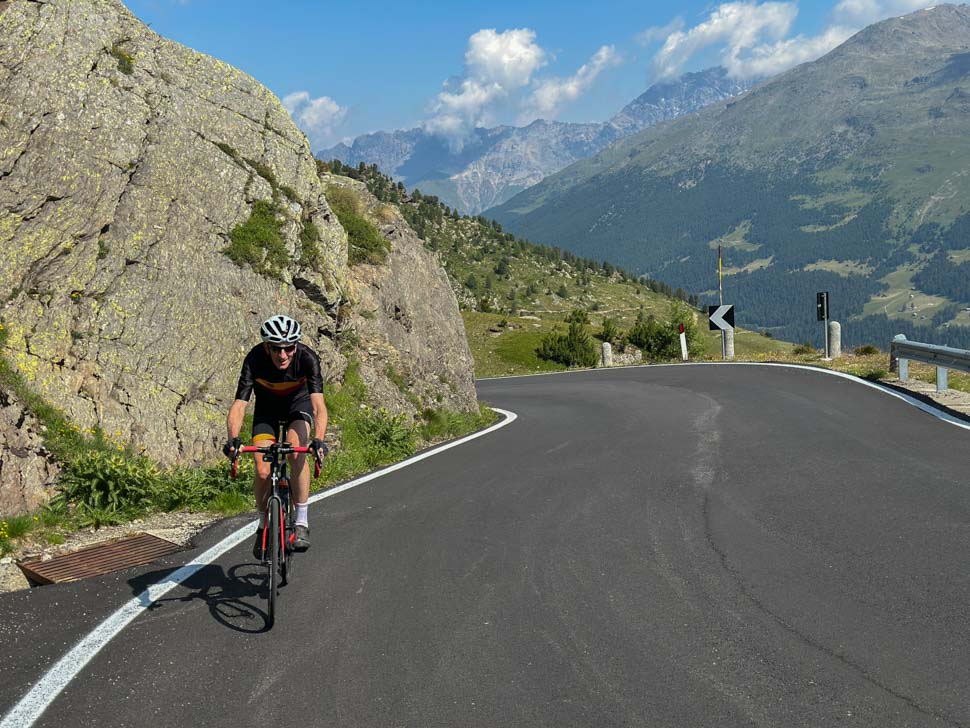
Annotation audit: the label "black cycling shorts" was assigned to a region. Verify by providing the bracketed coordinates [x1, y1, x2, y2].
[252, 396, 313, 443]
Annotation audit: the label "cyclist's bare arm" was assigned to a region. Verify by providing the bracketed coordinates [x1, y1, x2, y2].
[227, 398, 248, 442]
[310, 393, 327, 440]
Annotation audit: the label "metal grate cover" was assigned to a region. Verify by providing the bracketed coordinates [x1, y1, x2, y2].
[19, 533, 181, 585]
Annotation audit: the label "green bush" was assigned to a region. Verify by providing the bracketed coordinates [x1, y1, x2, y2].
[325, 186, 389, 265]
[627, 317, 676, 360]
[625, 301, 700, 361]
[793, 341, 816, 355]
[353, 406, 416, 464]
[537, 322, 598, 367]
[598, 317, 620, 345]
[223, 199, 289, 278]
[565, 308, 589, 324]
[158, 463, 250, 512]
[854, 344, 880, 356]
[55, 450, 161, 516]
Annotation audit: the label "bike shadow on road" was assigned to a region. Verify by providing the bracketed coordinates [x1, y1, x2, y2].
[127, 562, 274, 634]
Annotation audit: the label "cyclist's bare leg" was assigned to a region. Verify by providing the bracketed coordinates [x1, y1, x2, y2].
[254, 454, 272, 523]
[285, 420, 310, 507]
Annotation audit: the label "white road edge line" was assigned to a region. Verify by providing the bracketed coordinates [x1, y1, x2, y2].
[480, 361, 970, 432]
[0, 408, 518, 728]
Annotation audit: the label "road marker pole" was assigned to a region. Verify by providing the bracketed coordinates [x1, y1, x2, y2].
[679, 323, 688, 361]
[719, 245, 725, 359]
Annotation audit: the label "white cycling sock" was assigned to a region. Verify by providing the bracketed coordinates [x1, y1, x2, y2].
[295, 502, 309, 527]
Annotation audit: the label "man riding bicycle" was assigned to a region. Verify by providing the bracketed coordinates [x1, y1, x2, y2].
[223, 315, 328, 558]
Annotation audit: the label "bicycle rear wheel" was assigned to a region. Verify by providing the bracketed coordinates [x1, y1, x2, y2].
[267, 500, 281, 627]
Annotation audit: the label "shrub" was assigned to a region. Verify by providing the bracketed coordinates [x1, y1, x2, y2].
[536, 322, 598, 368]
[55, 450, 161, 516]
[854, 344, 880, 356]
[565, 308, 589, 324]
[354, 407, 415, 464]
[627, 317, 678, 360]
[223, 199, 289, 278]
[793, 341, 816, 355]
[598, 318, 621, 345]
[325, 186, 389, 265]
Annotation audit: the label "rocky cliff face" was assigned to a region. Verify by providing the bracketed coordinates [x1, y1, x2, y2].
[0, 0, 477, 513]
[322, 67, 755, 215]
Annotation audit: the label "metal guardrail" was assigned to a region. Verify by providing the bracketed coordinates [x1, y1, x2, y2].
[890, 334, 970, 391]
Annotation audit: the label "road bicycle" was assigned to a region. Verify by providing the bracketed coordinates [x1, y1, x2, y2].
[230, 421, 322, 628]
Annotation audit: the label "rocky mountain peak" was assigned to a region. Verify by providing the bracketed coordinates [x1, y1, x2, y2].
[838, 3, 970, 57]
[607, 67, 755, 136]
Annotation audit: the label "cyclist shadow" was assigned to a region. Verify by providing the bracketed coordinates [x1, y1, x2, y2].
[128, 562, 274, 634]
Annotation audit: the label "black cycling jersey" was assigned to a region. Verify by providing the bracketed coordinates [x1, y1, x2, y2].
[234, 342, 324, 403]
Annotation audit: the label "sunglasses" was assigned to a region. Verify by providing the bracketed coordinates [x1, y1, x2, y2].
[269, 344, 297, 354]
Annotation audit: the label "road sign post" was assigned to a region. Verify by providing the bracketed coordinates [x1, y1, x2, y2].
[816, 292, 830, 359]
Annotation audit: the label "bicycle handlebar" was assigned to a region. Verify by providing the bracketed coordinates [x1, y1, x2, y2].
[229, 444, 323, 479]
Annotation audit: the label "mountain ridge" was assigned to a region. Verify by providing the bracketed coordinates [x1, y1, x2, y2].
[322, 67, 754, 214]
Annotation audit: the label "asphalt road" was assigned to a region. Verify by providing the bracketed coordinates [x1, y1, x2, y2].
[1, 364, 968, 727]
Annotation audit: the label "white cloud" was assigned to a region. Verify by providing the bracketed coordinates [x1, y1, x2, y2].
[648, 0, 939, 82]
[465, 28, 547, 89]
[653, 2, 798, 79]
[424, 28, 546, 146]
[636, 18, 686, 46]
[523, 45, 621, 121]
[726, 23, 854, 77]
[282, 91, 346, 149]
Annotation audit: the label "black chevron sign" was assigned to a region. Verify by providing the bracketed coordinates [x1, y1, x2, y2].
[708, 305, 735, 331]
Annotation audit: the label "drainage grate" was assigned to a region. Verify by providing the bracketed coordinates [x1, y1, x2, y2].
[18, 533, 181, 586]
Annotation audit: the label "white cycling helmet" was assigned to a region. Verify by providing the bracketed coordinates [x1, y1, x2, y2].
[260, 314, 302, 344]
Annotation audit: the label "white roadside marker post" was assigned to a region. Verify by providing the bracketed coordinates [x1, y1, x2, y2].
[679, 323, 688, 361]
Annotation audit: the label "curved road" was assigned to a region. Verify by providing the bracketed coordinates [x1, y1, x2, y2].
[1, 364, 968, 727]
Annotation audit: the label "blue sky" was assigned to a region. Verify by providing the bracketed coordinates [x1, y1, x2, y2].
[123, 0, 936, 150]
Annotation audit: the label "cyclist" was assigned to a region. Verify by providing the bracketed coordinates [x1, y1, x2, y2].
[223, 314, 328, 558]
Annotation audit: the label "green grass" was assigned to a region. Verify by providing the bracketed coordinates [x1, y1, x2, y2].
[466, 309, 794, 377]
[324, 185, 390, 265]
[109, 45, 134, 75]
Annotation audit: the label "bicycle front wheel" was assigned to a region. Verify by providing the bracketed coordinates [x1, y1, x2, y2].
[267, 500, 281, 628]
[281, 491, 293, 585]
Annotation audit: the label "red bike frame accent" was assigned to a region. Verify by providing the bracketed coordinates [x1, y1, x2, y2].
[229, 444, 322, 479]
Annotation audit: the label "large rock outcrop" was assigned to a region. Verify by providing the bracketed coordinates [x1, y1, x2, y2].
[0, 0, 477, 513]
